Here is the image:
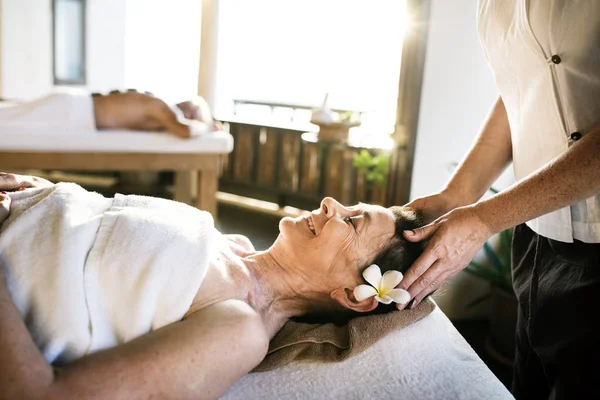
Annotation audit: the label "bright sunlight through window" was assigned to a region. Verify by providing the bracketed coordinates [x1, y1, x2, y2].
[215, 0, 408, 135]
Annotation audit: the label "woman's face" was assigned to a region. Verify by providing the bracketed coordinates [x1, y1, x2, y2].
[273, 197, 396, 289]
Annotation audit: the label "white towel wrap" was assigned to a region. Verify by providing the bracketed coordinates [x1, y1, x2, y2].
[0, 183, 215, 364]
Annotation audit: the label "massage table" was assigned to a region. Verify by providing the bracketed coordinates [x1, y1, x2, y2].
[222, 305, 514, 400]
[0, 130, 234, 217]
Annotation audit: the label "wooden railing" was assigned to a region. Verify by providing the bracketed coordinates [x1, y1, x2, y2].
[232, 99, 366, 126]
[219, 120, 396, 210]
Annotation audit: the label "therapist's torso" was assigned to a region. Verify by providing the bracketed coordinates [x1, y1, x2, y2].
[477, 0, 600, 243]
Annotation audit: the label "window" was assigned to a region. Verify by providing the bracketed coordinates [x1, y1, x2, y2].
[215, 0, 408, 135]
[123, 0, 202, 103]
[52, 0, 86, 85]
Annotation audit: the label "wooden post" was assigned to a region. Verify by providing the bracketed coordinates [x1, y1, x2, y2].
[173, 171, 193, 205]
[197, 0, 219, 109]
[196, 169, 218, 218]
[390, 0, 431, 205]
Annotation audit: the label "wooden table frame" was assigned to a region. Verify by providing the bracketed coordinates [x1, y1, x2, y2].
[0, 151, 224, 217]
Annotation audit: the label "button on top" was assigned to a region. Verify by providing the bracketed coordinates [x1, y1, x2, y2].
[551, 55, 562, 64]
[570, 131, 582, 141]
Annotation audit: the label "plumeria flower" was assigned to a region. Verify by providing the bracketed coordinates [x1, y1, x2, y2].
[353, 264, 411, 305]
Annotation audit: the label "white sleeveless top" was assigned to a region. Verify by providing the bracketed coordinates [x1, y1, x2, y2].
[477, 0, 600, 243]
[0, 183, 216, 364]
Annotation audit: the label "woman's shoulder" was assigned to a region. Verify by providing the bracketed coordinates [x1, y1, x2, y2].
[185, 299, 269, 354]
[222, 234, 255, 253]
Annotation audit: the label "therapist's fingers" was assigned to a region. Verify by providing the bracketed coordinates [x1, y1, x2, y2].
[398, 206, 495, 310]
[409, 269, 457, 309]
[403, 221, 437, 243]
[396, 259, 445, 310]
[395, 250, 439, 310]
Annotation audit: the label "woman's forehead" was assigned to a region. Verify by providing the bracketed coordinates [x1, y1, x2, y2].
[352, 204, 395, 237]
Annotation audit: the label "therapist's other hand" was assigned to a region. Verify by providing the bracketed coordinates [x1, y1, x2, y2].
[405, 191, 459, 225]
[396, 205, 493, 310]
[0, 191, 10, 225]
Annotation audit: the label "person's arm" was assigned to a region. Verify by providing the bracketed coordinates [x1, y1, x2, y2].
[399, 122, 600, 308]
[0, 275, 269, 400]
[406, 96, 513, 223]
[159, 107, 216, 139]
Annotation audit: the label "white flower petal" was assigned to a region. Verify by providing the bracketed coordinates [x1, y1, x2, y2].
[362, 264, 382, 289]
[380, 270, 404, 293]
[375, 295, 394, 305]
[386, 288, 411, 305]
[353, 285, 378, 301]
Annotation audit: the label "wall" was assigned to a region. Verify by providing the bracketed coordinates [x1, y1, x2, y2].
[0, 0, 201, 100]
[410, 0, 514, 320]
[86, 0, 127, 93]
[0, 0, 53, 99]
[0, 0, 125, 98]
[124, 0, 202, 103]
[0, 0, 3, 95]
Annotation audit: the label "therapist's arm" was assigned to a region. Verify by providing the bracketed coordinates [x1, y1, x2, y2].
[0, 268, 268, 400]
[399, 122, 600, 308]
[405, 96, 513, 224]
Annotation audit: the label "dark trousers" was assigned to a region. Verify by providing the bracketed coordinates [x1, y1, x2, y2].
[511, 224, 600, 400]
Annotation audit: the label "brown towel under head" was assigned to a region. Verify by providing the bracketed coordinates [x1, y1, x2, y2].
[253, 298, 436, 372]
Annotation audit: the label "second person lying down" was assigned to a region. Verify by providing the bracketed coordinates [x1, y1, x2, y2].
[0, 89, 219, 138]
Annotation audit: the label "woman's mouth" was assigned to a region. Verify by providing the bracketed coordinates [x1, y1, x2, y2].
[306, 215, 316, 235]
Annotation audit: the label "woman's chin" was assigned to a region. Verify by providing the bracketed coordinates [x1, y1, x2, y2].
[278, 216, 292, 233]
[277, 217, 311, 245]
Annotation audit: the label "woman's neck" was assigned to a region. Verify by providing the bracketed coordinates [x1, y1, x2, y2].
[242, 250, 334, 321]
[188, 243, 324, 336]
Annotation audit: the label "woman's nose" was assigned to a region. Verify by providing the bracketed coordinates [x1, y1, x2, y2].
[320, 197, 344, 219]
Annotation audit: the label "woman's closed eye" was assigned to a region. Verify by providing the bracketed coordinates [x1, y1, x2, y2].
[345, 216, 357, 231]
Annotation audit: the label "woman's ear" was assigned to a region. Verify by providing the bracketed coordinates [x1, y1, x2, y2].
[331, 288, 378, 313]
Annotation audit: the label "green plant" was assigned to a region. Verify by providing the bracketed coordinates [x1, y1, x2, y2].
[338, 111, 354, 122]
[352, 150, 389, 189]
[465, 186, 513, 292]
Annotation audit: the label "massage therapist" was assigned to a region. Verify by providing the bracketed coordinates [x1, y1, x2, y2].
[395, 2, 600, 399]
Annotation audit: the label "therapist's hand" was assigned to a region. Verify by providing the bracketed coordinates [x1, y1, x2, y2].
[405, 191, 460, 225]
[396, 205, 494, 309]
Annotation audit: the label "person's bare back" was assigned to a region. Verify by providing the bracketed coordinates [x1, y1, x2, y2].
[92, 90, 217, 139]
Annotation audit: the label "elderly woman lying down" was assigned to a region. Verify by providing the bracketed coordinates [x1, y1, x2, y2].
[0, 172, 424, 399]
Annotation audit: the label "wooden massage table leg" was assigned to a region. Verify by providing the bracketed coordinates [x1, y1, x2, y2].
[173, 169, 219, 219]
[174, 171, 193, 206]
[196, 169, 218, 218]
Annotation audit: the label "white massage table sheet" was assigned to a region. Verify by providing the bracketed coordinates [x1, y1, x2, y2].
[222, 306, 513, 400]
[0, 130, 234, 154]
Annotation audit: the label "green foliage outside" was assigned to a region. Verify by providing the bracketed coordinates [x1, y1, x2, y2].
[352, 150, 389, 189]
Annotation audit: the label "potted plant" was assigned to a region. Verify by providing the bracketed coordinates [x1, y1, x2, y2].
[310, 94, 361, 142]
[352, 150, 389, 189]
[352, 150, 389, 204]
[465, 187, 518, 367]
